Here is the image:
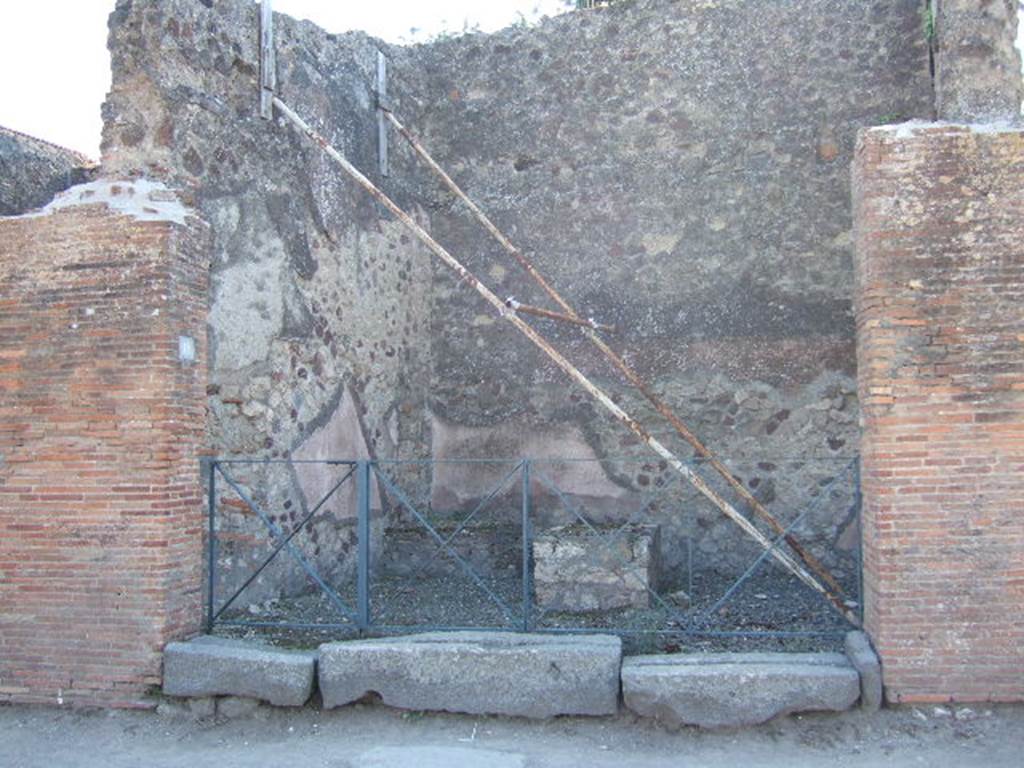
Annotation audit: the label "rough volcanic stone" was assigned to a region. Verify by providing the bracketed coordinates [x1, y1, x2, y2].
[622, 652, 860, 728]
[162, 636, 316, 706]
[934, 0, 1023, 122]
[217, 696, 263, 719]
[101, 0, 935, 583]
[0, 126, 95, 216]
[187, 697, 217, 719]
[318, 631, 622, 717]
[533, 524, 660, 612]
[845, 631, 883, 712]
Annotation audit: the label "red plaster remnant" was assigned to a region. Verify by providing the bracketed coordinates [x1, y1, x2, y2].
[0, 196, 210, 707]
[853, 123, 1024, 704]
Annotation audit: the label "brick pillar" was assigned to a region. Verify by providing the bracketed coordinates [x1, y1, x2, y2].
[853, 124, 1024, 703]
[0, 180, 209, 707]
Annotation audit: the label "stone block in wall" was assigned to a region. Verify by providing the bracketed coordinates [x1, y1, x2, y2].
[853, 122, 1024, 704]
[533, 524, 660, 612]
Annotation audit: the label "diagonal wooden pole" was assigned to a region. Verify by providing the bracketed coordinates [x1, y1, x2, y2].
[271, 96, 856, 624]
[382, 107, 846, 599]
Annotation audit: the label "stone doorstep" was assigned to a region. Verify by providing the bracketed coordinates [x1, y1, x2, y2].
[318, 631, 623, 718]
[161, 633, 880, 727]
[621, 651, 861, 729]
[162, 635, 317, 707]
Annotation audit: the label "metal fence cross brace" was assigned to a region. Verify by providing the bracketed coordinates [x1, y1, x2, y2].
[209, 462, 359, 626]
[373, 466, 518, 625]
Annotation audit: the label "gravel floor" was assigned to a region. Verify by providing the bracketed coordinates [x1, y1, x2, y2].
[214, 564, 857, 654]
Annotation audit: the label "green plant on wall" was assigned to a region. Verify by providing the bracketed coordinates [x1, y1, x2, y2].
[923, 2, 936, 43]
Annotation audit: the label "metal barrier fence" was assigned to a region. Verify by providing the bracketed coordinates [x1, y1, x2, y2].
[205, 456, 861, 649]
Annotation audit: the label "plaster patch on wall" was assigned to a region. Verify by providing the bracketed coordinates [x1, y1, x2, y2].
[14, 178, 189, 224]
[429, 410, 629, 513]
[292, 385, 380, 519]
[207, 256, 286, 371]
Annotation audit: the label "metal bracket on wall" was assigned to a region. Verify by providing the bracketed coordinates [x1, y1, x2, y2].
[376, 50, 389, 177]
[260, 0, 276, 120]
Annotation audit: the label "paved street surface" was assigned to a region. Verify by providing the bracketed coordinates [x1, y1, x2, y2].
[2, 701, 1023, 767]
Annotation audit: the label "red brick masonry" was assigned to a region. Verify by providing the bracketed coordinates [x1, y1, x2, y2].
[0, 186, 209, 706]
[853, 124, 1024, 703]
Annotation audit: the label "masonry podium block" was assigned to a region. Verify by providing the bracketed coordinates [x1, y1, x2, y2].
[853, 124, 1024, 704]
[0, 180, 210, 707]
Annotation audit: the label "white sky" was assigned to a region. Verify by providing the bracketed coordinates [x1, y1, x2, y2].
[0, 1, 570, 159]
[0, 2, 1021, 160]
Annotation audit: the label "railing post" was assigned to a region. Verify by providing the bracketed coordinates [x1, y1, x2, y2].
[206, 460, 217, 633]
[521, 459, 532, 633]
[357, 460, 371, 632]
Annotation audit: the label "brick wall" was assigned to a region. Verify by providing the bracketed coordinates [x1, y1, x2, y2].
[853, 124, 1024, 703]
[0, 181, 209, 707]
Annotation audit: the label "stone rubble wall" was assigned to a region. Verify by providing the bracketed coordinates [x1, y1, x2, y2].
[99, 0, 935, 596]
[0, 125, 96, 216]
[410, 0, 932, 576]
[933, 0, 1023, 122]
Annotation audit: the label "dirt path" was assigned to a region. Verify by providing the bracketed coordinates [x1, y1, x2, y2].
[3, 701, 1022, 767]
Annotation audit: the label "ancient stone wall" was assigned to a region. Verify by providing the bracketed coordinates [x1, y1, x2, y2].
[409, 0, 933, 573]
[933, 0, 1023, 122]
[102, 0, 439, 599]
[0, 181, 209, 706]
[0, 126, 96, 216]
[853, 123, 1024, 703]
[98, 0, 934, 591]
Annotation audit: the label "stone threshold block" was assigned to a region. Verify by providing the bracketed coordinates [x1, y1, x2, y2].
[533, 523, 660, 612]
[622, 652, 860, 728]
[163, 636, 316, 706]
[319, 632, 622, 717]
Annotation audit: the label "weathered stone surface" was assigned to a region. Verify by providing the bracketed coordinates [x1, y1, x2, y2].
[845, 631, 883, 712]
[216, 696, 263, 719]
[100, 0, 932, 582]
[187, 697, 217, 719]
[413, 0, 931, 569]
[533, 524, 659, 612]
[0, 126, 95, 216]
[622, 652, 860, 728]
[934, 0, 1023, 122]
[162, 636, 316, 706]
[379, 524, 520, 579]
[318, 632, 622, 717]
[103, 0, 436, 605]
